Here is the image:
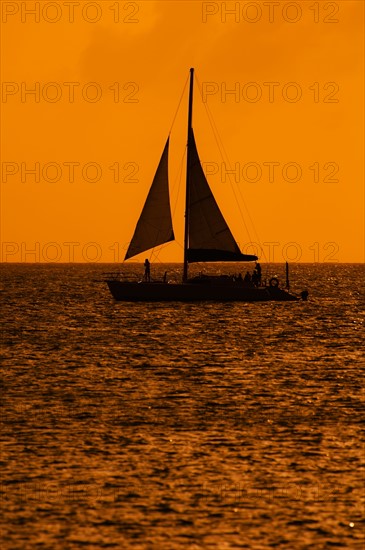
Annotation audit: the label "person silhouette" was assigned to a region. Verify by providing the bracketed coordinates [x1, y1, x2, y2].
[144, 259, 150, 282]
[254, 262, 262, 286]
[243, 271, 252, 286]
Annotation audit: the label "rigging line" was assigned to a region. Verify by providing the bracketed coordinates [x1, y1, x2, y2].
[168, 72, 189, 136]
[213, 118, 267, 262]
[194, 76, 256, 247]
[150, 72, 187, 264]
[151, 237, 184, 258]
[146, 75, 188, 266]
[195, 79, 255, 240]
[195, 75, 268, 264]
[125, 90, 188, 266]
[149, 238, 184, 265]
[206, 103, 268, 263]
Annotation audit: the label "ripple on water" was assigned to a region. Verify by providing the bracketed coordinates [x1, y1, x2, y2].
[1, 263, 364, 549]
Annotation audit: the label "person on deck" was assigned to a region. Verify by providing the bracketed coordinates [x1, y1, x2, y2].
[244, 271, 252, 285]
[144, 259, 151, 282]
[254, 261, 262, 286]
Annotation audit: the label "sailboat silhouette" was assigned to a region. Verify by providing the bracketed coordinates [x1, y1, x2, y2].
[107, 69, 304, 302]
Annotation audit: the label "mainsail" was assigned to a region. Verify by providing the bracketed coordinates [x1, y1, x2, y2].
[125, 138, 174, 260]
[187, 131, 257, 262]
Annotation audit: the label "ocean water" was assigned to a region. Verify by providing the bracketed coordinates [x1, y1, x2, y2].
[1, 263, 364, 550]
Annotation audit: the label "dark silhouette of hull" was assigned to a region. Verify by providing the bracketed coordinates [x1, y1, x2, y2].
[106, 280, 299, 302]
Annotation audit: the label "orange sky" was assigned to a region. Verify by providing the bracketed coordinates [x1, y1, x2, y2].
[1, 0, 364, 263]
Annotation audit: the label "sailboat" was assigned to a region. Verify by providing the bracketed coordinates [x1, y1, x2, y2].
[106, 69, 306, 302]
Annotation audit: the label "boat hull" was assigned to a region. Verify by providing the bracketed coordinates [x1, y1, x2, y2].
[106, 281, 299, 302]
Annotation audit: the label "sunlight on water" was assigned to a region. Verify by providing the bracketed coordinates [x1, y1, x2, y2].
[1, 263, 364, 549]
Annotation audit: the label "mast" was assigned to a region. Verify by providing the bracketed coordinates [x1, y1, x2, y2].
[183, 68, 194, 283]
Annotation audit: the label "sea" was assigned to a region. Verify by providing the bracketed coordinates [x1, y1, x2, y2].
[1, 262, 364, 550]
